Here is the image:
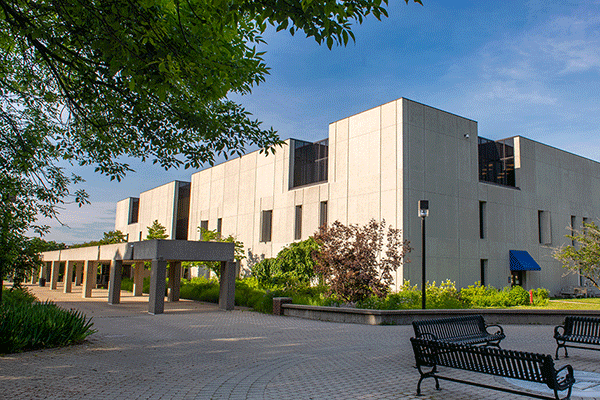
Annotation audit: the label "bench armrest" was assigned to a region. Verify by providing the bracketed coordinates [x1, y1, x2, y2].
[554, 325, 565, 338]
[554, 364, 575, 390]
[485, 323, 504, 336]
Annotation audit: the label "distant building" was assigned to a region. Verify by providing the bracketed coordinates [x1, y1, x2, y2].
[115, 98, 600, 295]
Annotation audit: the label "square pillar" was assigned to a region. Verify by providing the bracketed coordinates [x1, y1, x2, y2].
[75, 262, 83, 286]
[148, 259, 167, 315]
[50, 261, 60, 290]
[38, 262, 48, 286]
[218, 261, 236, 310]
[64, 261, 75, 293]
[82, 260, 96, 298]
[108, 259, 123, 305]
[133, 262, 144, 296]
[168, 261, 181, 302]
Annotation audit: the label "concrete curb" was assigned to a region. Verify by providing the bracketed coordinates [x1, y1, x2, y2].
[281, 303, 600, 325]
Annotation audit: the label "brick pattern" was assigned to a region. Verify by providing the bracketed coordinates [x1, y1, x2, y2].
[1, 284, 598, 400]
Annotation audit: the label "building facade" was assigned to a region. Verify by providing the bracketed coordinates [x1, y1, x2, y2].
[115, 98, 600, 295]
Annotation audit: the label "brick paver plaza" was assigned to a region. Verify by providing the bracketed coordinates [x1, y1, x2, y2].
[2, 284, 599, 399]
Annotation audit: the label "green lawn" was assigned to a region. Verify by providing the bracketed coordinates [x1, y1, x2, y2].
[514, 298, 600, 310]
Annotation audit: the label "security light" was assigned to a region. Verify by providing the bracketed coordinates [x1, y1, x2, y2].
[418, 200, 429, 218]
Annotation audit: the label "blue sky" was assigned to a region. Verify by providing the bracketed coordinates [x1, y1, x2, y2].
[43, 0, 600, 243]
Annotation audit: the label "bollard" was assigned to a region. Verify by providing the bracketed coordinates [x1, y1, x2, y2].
[529, 289, 533, 304]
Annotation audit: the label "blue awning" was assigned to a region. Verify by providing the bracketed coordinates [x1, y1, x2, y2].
[509, 250, 541, 271]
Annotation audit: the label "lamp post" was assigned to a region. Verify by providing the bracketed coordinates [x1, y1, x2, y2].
[418, 200, 429, 310]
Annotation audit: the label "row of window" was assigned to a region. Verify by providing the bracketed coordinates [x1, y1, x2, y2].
[262, 201, 328, 243]
[198, 202, 328, 244]
[479, 201, 587, 246]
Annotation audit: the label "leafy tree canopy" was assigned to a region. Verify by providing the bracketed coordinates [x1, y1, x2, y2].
[0, 0, 420, 297]
[553, 222, 600, 290]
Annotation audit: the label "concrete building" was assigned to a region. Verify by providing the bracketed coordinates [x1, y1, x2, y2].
[115, 98, 600, 295]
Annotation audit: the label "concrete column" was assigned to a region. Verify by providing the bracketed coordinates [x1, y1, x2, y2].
[64, 261, 75, 293]
[148, 259, 167, 315]
[133, 262, 144, 296]
[218, 261, 236, 310]
[75, 262, 83, 286]
[50, 261, 60, 290]
[82, 260, 95, 298]
[108, 259, 123, 305]
[167, 261, 181, 302]
[38, 263, 48, 286]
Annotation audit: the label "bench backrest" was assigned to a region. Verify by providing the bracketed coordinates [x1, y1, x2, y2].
[411, 337, 558, 388]
[564, 316, 600, 337]
[412, 315, 487, 340]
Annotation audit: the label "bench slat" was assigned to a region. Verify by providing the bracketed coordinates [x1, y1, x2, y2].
[411, 337, 575, 400]
[555, 316, 600, 359]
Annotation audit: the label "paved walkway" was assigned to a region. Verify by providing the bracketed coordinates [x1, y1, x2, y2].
[1, 284, 599, 400]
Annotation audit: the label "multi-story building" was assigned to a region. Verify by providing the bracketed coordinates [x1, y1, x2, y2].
[115, 98, 600, 295]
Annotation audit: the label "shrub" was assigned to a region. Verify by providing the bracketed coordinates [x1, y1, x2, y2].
[425, 280, 464, 309]
[180, 277, 220, 303]
[532, 288, 550, 306]
[459, 283, 546, 308]
[250, 238, 319, 289]
[0, 289, 96, 354]
[313, 219, 411, 303]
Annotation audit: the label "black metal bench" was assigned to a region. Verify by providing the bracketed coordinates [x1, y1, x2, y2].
[411, 337, 575, 400]
[412, 315, 505, 347]
[555, 315, 600, 359]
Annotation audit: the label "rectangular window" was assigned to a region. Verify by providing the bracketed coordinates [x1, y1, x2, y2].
[199, 220, 209, 240]
[319, 201, 328, 227]
[217, 218, 222, 238]
[479, 201, 486, 239]
[295, 205, 302, 240]
[261, 210, 273, 242]
[129, 198, 140, 224]
[480, 259, 488, 286]
[538, 210, 552, 245]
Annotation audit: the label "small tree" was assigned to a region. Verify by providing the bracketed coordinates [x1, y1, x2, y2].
[146, 220, 169, 240]
[312, 219, 411, 303]
[193, 227, 245, 277]
[553, 222, 600, 290]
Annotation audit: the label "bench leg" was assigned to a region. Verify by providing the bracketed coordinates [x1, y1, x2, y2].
[554, 385, 573, 400]
[416, 365, 440, 395]
[555, 342, 568, 360]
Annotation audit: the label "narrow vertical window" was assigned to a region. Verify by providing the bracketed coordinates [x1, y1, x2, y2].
[217, 218, 222, 238]
[199, 220, 209, 240]
[479, 201, 486, 239]
[538, 211, 543, 244]
[261, 210, 273, 242]
[319, 201, 328, 227]
[480, 259, 487, 286]
[538, 210, 552, 245]
[129, 198, 140, 224]
[295, 205, 302, 240]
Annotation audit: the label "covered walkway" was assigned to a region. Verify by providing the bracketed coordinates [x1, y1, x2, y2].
[38, 239, 236, 314]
